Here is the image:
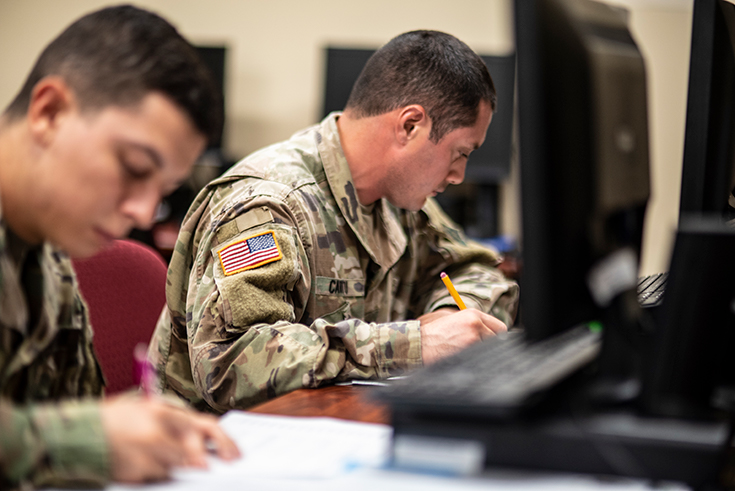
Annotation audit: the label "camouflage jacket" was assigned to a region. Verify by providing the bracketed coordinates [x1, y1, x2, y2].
[0, 197, 108, 489]
[149, 113, 519, 413]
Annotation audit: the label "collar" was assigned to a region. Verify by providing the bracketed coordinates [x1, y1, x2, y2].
[317, 113, 407, 270]
[0, 190, 29, 334]
[0, 188, 60, 338]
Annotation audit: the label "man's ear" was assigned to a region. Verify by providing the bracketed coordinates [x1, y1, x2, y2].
[27, 76, 76, 147]
[395, 105, 429, 145]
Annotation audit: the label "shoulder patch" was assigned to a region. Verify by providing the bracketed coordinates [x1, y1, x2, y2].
[217, 230, 282, 276]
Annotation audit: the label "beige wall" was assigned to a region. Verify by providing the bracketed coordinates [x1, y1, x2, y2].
[0, 0, 514, 159]
[0, 0, 694, 275]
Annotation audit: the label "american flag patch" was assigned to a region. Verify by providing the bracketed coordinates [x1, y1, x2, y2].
[217, 231, 282, 276]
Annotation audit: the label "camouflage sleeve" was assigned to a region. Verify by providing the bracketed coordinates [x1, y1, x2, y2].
[174, 200, 422, 413]
[0, 399, 109, 489]
[414, 199, 520, 327]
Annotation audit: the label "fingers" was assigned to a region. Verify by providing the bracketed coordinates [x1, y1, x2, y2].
[102, 396, 239, 483]
[180, 428, 209, 468]
[451, 308, 507, 338]
[145, 430, 188, 473]
[116, 455, 170, 483]
[101, 397, 187, 483]
[117, 428, 186, 482]
[157, 403, 241, 465]
[419, 309, 510, 365]
[476, 311, 508, 337]
[196, 419, 241, 461]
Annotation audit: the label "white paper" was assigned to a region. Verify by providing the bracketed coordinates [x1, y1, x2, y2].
[208, 411, 393, 478]
[100, 411, 690, 491]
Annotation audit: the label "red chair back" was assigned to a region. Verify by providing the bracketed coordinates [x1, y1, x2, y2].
[72, 239, 168, 394]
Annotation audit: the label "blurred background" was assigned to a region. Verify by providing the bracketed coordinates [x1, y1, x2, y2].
[0, 0, 694, 275]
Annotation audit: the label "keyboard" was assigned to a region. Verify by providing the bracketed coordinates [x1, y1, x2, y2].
[637, 272, 668, 307]
[378, 325, 602, 417]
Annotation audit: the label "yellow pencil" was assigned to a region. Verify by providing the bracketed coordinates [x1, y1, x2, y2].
[440, 272, 467, 310]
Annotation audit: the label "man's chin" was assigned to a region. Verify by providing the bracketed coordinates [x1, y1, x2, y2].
[57, 238, 110, 259]
[386, 196, 427, 212]
[409, 198, 429, 212]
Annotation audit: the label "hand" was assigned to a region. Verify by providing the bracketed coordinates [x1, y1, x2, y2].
[100, 395, 240, 483]
[418, 308, 507, 365]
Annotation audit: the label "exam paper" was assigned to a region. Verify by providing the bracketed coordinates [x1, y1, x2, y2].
[100, 412, 690, 491]
[205, 411, 393, 479]
[102, 412, 392, 491]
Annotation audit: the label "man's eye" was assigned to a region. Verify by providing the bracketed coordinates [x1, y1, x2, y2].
[123, 162, 151, 179]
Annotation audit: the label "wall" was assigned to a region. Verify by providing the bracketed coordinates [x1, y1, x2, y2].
[0, 0, 694, 275]
[0, 0, 514, 159]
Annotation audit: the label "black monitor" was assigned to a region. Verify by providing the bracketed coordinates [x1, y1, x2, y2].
[639, 0, 735, 421]
[383, 2, 730, 483]
[195, 45, 227, 150]
[515, 0, 650, 343]
[679, 0, 735, 221]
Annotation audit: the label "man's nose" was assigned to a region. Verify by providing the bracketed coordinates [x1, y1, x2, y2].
[446, 161, 467, 185]
[120, 183, 160, 230]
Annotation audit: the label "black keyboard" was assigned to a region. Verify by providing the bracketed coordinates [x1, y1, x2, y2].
[378, 325, 602, 417]
[637, 272, 668, 307]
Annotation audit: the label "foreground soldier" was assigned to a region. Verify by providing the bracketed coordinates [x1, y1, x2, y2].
[0, 6, 238, 489]
[151, 30, 519, 413]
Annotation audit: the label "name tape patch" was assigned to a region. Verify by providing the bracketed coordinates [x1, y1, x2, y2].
[218, 231, 282, 276]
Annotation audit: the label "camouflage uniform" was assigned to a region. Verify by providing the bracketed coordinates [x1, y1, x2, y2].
[150, 113, 519, 413]
[0, 196, 109, 489]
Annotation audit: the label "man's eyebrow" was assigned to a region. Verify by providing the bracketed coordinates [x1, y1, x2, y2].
[128, 142, 163, 169]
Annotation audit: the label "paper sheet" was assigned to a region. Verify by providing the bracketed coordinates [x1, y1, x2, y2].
[102, 411, 690, 491]
[207, 411, 393, 478]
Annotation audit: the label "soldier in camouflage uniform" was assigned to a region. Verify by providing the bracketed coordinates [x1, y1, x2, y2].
[0, 6, 238, 489]
[150, 30, 520, 413]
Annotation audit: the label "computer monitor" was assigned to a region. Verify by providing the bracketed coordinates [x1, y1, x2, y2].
[515, 0, 650, 343]
[640, 220, 735, 419]
[195, 46, 227, 150]
[678, 0, 735, 221]
[639, 0, 735, 420]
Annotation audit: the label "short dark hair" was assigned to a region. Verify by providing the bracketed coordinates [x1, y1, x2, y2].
[3, 5, 222, 146]
[344, 30, 496, 143]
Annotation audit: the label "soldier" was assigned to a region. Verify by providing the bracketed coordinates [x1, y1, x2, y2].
[150, 30, 520, 414]
[0, 6, 239, 489]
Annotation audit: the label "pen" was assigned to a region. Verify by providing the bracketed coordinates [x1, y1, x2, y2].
[134, 342, 153, 397]
[440, 272, 467, 310]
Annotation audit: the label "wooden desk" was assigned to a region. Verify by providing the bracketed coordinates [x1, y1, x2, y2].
[248, 385, 390, 425]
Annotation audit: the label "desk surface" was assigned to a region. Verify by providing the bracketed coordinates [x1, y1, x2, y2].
[244, 386, 696, 491]
[248, 385, 390, 425]
[103, 386, 690, 491]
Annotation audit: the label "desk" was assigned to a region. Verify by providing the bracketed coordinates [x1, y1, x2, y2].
[103, 386, 690, 491]
[245, 386, 698, 491]
[248, 385, 389, 424]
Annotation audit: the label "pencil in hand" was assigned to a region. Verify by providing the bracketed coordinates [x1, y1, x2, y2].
[440, 271, 467, 310]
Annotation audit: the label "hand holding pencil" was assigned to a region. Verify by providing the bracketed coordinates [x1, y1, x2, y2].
[96, 343, 241, 482]
[416, 271, 507, 364]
